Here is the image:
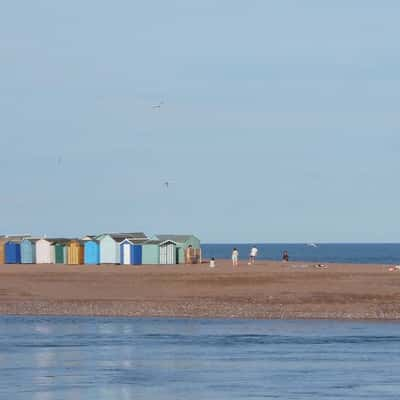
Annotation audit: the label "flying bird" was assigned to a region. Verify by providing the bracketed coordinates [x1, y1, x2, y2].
[164, 180, 175, 189]
[152, 101, 164, 109]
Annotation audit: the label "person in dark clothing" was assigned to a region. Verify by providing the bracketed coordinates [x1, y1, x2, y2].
[282, 250, 289, 262]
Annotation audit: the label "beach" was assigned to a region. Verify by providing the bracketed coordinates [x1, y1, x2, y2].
[0, 261, 399, 320]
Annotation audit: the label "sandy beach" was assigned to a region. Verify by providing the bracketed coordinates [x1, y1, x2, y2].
[0, 260, 399, 320]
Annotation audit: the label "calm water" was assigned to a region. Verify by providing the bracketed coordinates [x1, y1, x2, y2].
[202, 243, 400, 264]
[1, 317, 399, 399]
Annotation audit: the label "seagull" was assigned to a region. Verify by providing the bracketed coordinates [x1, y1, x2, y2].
[164, 180, 175, 189]
[152, 101, 164, 109]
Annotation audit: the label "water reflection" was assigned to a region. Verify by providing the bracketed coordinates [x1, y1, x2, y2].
[0, 317, 399, 400]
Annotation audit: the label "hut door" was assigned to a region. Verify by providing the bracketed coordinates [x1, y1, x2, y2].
[55, 245, 64, 264]
[160, 245, 167, 264]
[122, 243, 131, 264]
[166, 243, 175, 264]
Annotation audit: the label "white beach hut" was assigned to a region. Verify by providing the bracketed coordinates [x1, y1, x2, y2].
[120, 238, 134, 265]
[159, 240, 177, 264]
[98, 234, 121, 264]
[35, 238, 52, 264]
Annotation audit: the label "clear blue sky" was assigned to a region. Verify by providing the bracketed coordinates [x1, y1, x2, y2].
[1, 1, 399, 242]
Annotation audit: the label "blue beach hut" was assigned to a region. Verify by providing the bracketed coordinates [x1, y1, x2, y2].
[20, 239, 37, 264]
[84, 240, 100, 265]
[132, 244, 142, 265]
[5, 241, 21, 264]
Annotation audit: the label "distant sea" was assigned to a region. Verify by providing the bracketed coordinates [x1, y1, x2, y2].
[201, 243, 400, 265]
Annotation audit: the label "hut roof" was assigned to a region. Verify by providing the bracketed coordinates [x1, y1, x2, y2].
[48, 238, 73, 245]
[81, 235, 97, 240]
[2, 234, 31, 241]
[142, 240, 162, 245]
[160, 239, 178, 245]
[22, 238, 40, 243]
[67, 239, 85, 245]
[117, 232, 148, 240]
[98, 232, 148, 241]
[156, 234, 196, 243]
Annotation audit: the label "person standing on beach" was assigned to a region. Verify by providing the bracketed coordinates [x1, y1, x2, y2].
[248, 246, 258, 265]
[232, 248, 239, 267]
[185, 245, 193, 264]
[282, 250, 289, 262]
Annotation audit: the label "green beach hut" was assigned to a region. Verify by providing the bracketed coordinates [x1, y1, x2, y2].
[156, 234, 201, 264]
[51, 239, 69, 264]
[141, 240, 161, 265]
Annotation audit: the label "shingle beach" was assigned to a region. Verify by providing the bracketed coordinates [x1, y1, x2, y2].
[0, 261, 399, 320]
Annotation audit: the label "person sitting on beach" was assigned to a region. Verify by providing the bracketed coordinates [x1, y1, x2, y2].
[282, 250, 289, 262]
[248, 246, 258, 265]
[209, 257, 216, 268]
[232, 248, 239, 267]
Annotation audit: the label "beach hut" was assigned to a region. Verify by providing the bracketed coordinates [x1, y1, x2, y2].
[132, 244, 142, 265]
[84, 240, 100, 265]
[67, 240, 84, 265]
[51, 239, 69, 264]
[0, 235, 31, 265]
[5, 241, 21, 264]
[97, 234, 121, 264]
[141, 240, 160, 265]
[120, 238, 134, 265]
[156, 234, 201, 264]
[35, 239, 52, 264]
[97, 233, 147, 264]
[159, 240, 177, 265]
[0, 238, 5, 264]
[20, 239, 38, 264]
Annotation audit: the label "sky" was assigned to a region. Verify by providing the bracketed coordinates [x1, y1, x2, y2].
[1, 1, 400, 242]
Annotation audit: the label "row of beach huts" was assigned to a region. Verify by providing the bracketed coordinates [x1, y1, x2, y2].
[0, 233, 201, 265]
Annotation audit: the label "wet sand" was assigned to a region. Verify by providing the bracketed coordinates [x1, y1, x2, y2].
[0, 261, 399, 319]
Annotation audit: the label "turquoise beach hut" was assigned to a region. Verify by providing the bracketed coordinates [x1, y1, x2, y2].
[20, 239, 38, 264]
[84, 240, 100, 265]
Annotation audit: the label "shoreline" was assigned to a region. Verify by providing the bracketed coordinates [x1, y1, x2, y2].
[2, 314, 400, 322]
[0, 260, 399, 320]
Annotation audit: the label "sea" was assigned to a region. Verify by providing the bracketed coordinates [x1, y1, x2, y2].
[1, 316, 399, 399]
[201, 243, 400, 265]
